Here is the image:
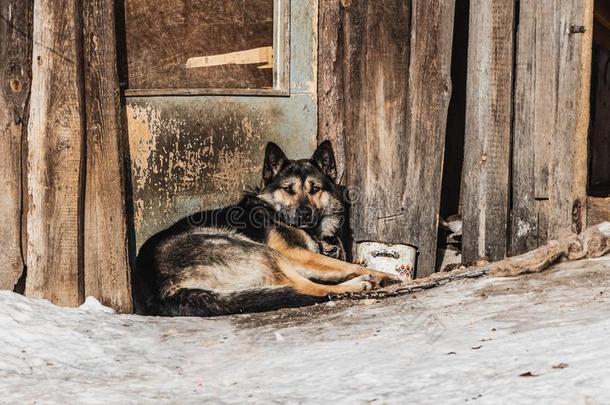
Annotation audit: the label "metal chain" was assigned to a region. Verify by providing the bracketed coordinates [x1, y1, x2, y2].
[329, 268, 490, 301]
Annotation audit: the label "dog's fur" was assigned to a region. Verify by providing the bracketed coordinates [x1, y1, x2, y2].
[132, 141, 398, 316]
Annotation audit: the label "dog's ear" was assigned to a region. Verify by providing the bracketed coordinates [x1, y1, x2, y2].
[311, 140, 337, 182]
[263, 142, 288, 184]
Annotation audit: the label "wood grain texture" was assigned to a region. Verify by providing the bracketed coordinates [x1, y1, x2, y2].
[511, 0, 553, 254]
[83, 0, 132, 312]
[343, 0, 454, 276]
[343, 0, 412, 253]
[511, 0, 593, 255]
[462, 0, 514, 262]
[0, 0, 32, 289]
[123, 0, 274, 90]
[587, 197, 610, 227]
[318, 0, 345, 183]
[25, 0, 85, 306]
[404, 0, 455, 276]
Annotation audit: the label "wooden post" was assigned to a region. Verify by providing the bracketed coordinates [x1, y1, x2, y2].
[25, 0, 86, 306]
[83, 0, 132, 312]
[343, 0, 412, 262]
[318, 0, 345, 183]
[404, 0, 455, 276]
[0, 0, 32, 289]
[462, 0, 515, 262]
[343, 0, 454, 276]
[511, 0, 593, 254]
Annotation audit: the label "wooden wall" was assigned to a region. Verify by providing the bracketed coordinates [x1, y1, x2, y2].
[0, 0, 131, 311]
[510, 0, 593, 254]
[83, 0, 132, 312]
[462, 0, 514, 263]
[0, 0, 605, 307]
[460, 0, 595, 261]
[319, 0, 456, 277]
[0, 0, 32, 290]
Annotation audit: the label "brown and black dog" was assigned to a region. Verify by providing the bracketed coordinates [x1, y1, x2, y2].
[132, 141, 399, 316]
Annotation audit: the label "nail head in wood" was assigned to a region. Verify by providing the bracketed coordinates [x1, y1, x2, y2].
[569, 25, 586, 34]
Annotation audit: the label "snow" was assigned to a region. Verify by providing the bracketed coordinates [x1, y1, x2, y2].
[1, 256, 610, 404]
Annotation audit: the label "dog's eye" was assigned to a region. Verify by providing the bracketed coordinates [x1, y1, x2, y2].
[282, 185, 294, 194]
[310, 186, 321, 194]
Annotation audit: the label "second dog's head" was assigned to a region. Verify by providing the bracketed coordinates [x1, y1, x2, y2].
[257, 141, 343, 238]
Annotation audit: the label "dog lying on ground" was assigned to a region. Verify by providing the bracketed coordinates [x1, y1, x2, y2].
[132, 141, 399, 316]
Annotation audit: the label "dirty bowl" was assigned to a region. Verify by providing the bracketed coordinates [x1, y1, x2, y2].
[355, 242, 417, 280]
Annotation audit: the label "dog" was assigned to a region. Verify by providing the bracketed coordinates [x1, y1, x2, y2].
[132, 141, 399, 316]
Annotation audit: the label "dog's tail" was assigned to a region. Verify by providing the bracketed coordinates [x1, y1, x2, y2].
[151, 287, 328, 317]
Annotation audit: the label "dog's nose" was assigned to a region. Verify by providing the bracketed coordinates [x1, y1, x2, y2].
[297, 207, 314, 224]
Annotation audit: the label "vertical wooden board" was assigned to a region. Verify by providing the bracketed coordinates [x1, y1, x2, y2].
[463, 0, 514, 262]
[0, 0, 32, 289]
[343, 0, 412, 248]
[343, 0, 454, 276]
[587, 197, 610, 226]
[83, 0, 132, 312]
[404, 0, 455, 276]
[511, 0, 593, 254]
[318, 0, 345, 183]
[26, 0, 85, 306]
[511, 0, 553, 254]
[548, 0, 592, 238]
[532, 1, 560, 200]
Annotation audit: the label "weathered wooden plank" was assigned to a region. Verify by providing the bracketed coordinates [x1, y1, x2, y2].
[550, 0, 592, 238]
[511, 0, 556, 253]
[0, 0, 32, 290]
[83, 0, 132, 312]
[463, 0, 515, 262]
[343, 0, 454, 276]
[318, 0, 345, 183]
[511, 0, 593, 254]
[587, 197, 610, 227]
[403, 0, 455, 276]
[25, 0, 85, 306]
[343, 0, 412, 255]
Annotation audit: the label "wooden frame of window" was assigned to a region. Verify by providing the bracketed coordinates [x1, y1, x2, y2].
[124, 0, 290, 97]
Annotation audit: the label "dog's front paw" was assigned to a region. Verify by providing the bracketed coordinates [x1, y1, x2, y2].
[339, 276, 373, 292]
[340, 274, 372, 286]
[368, 270, 403, 287]
[358, 281, 373, 291]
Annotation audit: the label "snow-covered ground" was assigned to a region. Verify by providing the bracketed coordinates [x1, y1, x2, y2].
[1, 256, 610, 404]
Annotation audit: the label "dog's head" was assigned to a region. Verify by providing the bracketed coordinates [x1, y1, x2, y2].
[257, 141, 343, 238]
